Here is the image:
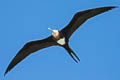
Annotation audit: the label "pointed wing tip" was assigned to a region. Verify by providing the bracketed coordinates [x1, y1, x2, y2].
[4, 74, 6, 76]
[106, 6, 118, 10]
[4, 71, 8, 76]
[103, 6, 118, 13]
[4, 70, 9, 76]
[4, 68, 10, 76]
[103, 6, 118, 11]
[109, 6, 118, 9]
[112, 6, 118, 8]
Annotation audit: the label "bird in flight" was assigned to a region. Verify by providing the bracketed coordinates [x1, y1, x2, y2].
[4, 6, 117, 75]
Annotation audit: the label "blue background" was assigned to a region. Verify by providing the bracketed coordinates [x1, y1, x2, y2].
[0, 0, 120, 80]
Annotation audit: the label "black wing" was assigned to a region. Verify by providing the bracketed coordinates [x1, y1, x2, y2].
[4, 36, 56, 75]
[61, 6, 116, 39]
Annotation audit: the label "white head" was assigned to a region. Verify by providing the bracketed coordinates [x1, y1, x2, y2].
[48, 28, 59, 39]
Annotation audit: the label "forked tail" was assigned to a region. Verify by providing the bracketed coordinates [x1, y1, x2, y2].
[64, 45, 80, 63]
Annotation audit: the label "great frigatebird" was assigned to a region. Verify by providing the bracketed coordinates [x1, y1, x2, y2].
[4, 6, 117, 75]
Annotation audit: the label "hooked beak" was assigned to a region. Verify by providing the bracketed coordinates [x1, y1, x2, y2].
[48, 28, 53, 32]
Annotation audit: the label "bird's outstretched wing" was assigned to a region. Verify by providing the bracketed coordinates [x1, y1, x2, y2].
[61, 6, 116, 39]
[4, 36, 56, 75]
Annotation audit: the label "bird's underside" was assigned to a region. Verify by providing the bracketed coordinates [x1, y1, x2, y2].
[4, 6, 117, 76]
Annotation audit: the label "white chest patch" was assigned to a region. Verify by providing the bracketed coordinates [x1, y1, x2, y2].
[57, 37, 65, 45]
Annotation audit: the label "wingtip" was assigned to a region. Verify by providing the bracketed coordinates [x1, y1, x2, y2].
[112, 6, 119, 8]
[100, 6, 118, 10]
[4, 73, 7, 76]
[4, 70, 9, 76]
[4, 72, 7, 76]
[109, 6, 118, 9]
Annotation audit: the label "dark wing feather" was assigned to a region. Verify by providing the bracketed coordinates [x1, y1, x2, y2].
[4, 36, 56, 75]
[61, 6, 116, 39]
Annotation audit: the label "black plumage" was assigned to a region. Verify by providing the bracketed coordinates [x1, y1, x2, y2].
[4, 6, 117, 75]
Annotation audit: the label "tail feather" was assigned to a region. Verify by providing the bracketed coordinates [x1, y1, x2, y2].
[66, 49, 78, 63]
[69, 48, 80, 62]
[64, 45, 80, 63]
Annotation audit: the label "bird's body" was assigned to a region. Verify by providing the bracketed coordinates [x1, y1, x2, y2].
[49, 28, 66, 45]
[4, 6, 117, 75]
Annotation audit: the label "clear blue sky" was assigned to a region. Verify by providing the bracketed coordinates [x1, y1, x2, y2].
[0, 0, 120, 80]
